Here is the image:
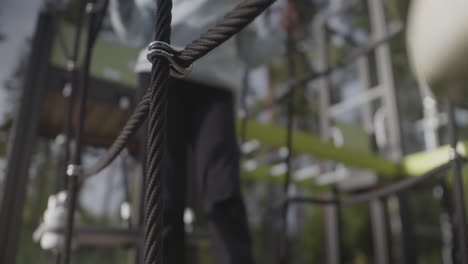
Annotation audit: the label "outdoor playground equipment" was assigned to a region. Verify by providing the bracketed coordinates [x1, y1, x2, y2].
[1, 0, 468, 264]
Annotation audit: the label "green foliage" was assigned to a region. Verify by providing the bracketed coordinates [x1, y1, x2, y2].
[297, 205, 325, 263]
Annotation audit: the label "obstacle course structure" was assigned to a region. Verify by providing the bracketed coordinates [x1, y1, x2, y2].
[1, 0, 468, 264]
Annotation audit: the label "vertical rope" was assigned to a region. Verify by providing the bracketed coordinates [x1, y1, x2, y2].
[61, 0, 88, 261]
[63, 1, 108, 262]
[61, 0, 86, 192]
[143, 0, 173, 263]
[281, 17, 296, 264]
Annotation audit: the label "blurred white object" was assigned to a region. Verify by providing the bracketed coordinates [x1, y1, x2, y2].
[241, 139, 260, 155]
[120, 201, 131, 220]
[33, 191, 76, 253]
[184, 207, 196, 233]
[407, 0, 468, 103]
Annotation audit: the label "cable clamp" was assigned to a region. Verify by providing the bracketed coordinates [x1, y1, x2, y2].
[147, 41, 192, 78]
[66, 164, 83, 177]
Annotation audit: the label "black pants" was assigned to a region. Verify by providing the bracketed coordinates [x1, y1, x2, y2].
[138, 73, 254, 264]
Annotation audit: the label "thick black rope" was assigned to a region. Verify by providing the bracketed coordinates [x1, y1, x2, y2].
[80, 0, 278, 180]
[80, 0, 401, 181]
[143, 0, 172, 263]
[177, 0, 276, 67]
[63, 1, 108, 263]
[62, 0, 88, 261]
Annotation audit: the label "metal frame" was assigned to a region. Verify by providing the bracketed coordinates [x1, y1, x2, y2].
[447, 102, 468, 264]
[0, 8, 57, 264]
[311, 0, 408, 262]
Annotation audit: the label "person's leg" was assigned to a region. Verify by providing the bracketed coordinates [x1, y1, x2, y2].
[187, 82, 254, 264]
[139, 73, 188, 264]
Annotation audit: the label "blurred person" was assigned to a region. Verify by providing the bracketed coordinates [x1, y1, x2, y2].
[109, 0, 297, 263]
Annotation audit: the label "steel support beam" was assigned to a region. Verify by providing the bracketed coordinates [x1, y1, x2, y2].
[370, 199, 390, 264]
[368, 0, 402, 160]
[0, 8, 56, 264]
[323, 191, 341, 264]
[397, 193, 417, 264]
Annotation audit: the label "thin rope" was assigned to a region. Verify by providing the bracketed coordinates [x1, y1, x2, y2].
[61, 0, 86, 191]
[63, 1, 109, 263]
[286, 160, 454, 207]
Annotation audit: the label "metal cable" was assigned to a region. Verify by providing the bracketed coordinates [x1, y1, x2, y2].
[81, 0, 401, 181]
[286, 160, 453, 206]
[177, 0, 276, 67]
[62, 0, 88, 261]
[63, 1, 108, 263]
[82, 92, 150, 179]
[61, 0, 86, 191]
[143, 0, 172, 263]
[81, 0, 279, 179]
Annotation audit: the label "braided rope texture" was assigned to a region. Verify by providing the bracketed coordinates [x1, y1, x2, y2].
[143, 0, 172, 263]
[178, 0, 275, 66]
[83, 93, 150, 178]
[83, 0, 277, 179]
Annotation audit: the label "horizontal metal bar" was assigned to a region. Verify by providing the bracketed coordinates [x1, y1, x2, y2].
[329, 86, 383, 117]
[236, 118, 400, 177]
[75, 226, 210, 247]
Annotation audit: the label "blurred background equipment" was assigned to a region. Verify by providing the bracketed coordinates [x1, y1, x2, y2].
[2, 0, 468, 263]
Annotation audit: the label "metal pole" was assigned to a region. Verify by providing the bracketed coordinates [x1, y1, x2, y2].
[447, 102, 468, 264]
[357, 56, 374, 133]
[397, 193, 416, 264]
[370, 199, 390, 264]
[314, 11, 341, 264]
[367, 1, 416, 263]
[0, 8, 56, 264]
[434, 182, 455, 264]
[323, 191, 341, 264]
[367, 0, 402, 160]
[362, 51, 391, 264]
[314, 14, 331, 139]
